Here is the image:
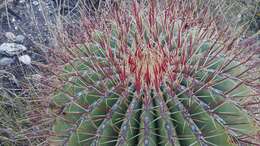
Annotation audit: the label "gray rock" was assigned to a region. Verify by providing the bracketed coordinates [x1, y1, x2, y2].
[18, 55, 31, 65]
[15, 35, 25, 43]
[0, 57, 14, 66]
[0, 43, 27, 56]
[5, 32, 16, 41]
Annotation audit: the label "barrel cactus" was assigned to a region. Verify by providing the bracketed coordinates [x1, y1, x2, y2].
[48, 0, 259, 145]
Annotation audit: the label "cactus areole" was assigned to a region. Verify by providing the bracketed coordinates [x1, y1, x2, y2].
[50, 1, 259, 146]
[109, 34, 173, 95]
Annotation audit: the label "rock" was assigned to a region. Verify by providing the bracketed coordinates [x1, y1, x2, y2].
[0, 43, 27, 56]
[0, 57, 14, 66]
[18, 55, 31, 65]
[15, 35, 25, 43]
[4, 32, 16, 41]
[32, 1, 39, 6]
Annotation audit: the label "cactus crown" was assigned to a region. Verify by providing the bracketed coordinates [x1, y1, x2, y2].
[48, 0, 259, 146]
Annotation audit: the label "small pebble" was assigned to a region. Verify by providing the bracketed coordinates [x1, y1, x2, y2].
[0, 43, 27, 56]
[11, 18, 16, 22]
[144, 139, 149, 145]
[18, 55, 31, 65]
[32, 1, 39, 6]
[15, 35, 25, 43]
[5, 32, 16, 41]
[0, 57, 14, 66]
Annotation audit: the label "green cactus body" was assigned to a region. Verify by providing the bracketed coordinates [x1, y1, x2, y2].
[49, 0, 259, 145]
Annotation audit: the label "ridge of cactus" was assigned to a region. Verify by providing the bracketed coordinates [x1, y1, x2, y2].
[47, 0, 260, 146]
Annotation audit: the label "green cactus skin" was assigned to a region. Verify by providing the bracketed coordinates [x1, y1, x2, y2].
[48, 0, 259, 146]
